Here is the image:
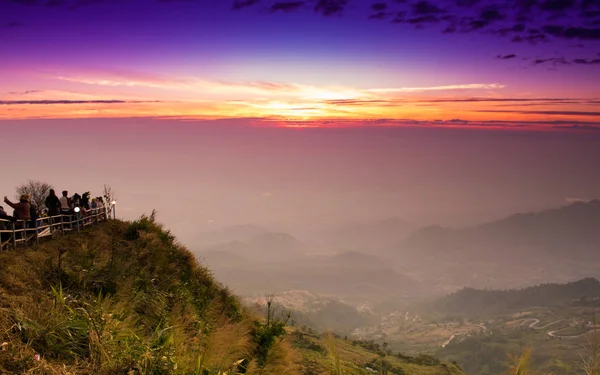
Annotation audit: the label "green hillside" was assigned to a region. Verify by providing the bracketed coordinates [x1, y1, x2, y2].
[432, 278, 600, 316]
[0, 216, 296, 374]
[290, 330, 465, 375]
[0, 215, 461, 375]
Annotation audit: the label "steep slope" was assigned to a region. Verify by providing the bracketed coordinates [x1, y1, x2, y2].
[0, 216, 457, 375]
[0, 217, 297, 375]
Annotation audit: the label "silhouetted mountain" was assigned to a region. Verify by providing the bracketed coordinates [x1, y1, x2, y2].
[197, 231, 305, 262]
[192, 224, 270, 247]
[431, 278, 600, 316]
[197, 249, 249, 267]
[400, 200, 600, 261]
[327, 251, 388, 269]
[196, 235, 419, 298]
[391, 201, 600, 290]
[316, 217, 419, 253]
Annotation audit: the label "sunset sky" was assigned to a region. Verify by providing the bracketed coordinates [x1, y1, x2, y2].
[1, 0, 600, 246]
[1, 0, 600, 126]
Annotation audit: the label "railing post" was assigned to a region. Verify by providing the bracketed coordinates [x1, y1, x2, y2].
[11, 222, 16, 249]
[35, 220, 39, 246]
[23, 222, 27, 248]
[76, 213, 81, 233]
[60, 215, 65, 235]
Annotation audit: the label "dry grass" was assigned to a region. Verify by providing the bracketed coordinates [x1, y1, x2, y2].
[0, 216, 300, 375]
[507, 347, 533, 375]
[580, 313, 600, 375]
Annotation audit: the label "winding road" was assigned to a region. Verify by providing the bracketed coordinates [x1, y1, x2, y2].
[441, 323, 486, 348]
[548, 326, 600, 339]
[519, 318, 564, 330]
[441, 318, 597, 348]
[520, 318, 599, 338]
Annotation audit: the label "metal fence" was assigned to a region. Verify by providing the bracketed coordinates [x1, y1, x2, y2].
[0, 206, 113, 250]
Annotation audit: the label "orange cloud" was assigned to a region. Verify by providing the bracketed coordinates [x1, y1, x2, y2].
[2, 69, 598, 129]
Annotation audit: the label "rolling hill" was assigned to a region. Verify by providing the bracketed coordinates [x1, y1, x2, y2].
[391, 200, 600, 290]
[198, 232, 306, 262]
[315, 217, 420, 253]
[431, 277, 600, 316]
[399, 200, 600, 262]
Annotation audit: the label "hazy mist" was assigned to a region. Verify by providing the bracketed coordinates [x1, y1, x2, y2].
[2, 118, 599, 247]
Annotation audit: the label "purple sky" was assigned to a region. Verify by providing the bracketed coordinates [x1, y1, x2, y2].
[1, 0, 599, 244]
[1, 0, 600, 122]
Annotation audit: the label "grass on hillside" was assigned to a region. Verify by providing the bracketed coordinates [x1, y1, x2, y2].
[0, 214, 468, 375]
[290, 330, 465, 375]
[0, 214, 298, 375]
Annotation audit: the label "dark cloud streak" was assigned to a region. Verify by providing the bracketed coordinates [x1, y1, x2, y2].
[314, 0, 348, 16]
[233, 0, 261, 9]
[232, 0, 600, 48]
[270, 1, 304, 12]
[477, 109, 600, 116]
[0, 100, 162, 105]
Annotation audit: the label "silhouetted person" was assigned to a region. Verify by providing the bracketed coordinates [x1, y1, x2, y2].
[45, 189, 61, 217]
[81, 192, 90, 210]
[4, 195, 31, 228]
[96, 197, 105, 208]
[28, 202, 38, 228]
[59, 190, 72, 214]
[0, 205, 8, 219]
[72, 193, 81, 208]
[0, 205, 12, 242]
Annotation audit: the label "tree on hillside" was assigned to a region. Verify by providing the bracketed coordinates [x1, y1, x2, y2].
[103, 184, 115, 205]
[15, 180, 53, 209]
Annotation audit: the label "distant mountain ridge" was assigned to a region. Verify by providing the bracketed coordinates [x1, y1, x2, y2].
[398, 199, 600, 262]
[192, 224, 270, 247]
[431, 277, 600, 316]
[315, 217, 419, 253]
[199, 231, 306, 263]
[387, 200, 600, 291]
[196, 232, 420, 298]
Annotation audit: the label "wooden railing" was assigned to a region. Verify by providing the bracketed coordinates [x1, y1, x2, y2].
[0, 207, 112, 250]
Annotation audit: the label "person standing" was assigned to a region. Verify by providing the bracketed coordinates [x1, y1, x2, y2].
[59, 190, 72, 214]
[4, 195, 31, 221]
[45, 189, 61, 217]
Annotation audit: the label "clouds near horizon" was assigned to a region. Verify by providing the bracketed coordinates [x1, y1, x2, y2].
[1, 0, 599, 126]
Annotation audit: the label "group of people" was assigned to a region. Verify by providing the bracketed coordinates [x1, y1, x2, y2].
[0, 189, 107, 226]
[44, 190, 106, 218]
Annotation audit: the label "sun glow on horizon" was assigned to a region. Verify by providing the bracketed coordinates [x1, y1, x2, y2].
[1, 69, 599, 131]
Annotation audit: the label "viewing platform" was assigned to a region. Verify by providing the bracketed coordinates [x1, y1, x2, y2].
[0, 206, 114, 250]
